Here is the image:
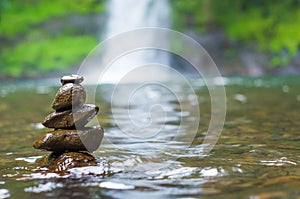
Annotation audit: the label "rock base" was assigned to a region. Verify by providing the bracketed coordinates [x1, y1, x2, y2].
[37, 152, 97, 172]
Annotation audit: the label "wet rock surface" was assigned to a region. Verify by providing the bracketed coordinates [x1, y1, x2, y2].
[33, 127, 104, 153]
[60, 74, 84, 85]
[52, 83, 86, 111]
[33, 75, 103, 171]
[37, 152, 97, 172]
[50, 152, 97, 172]
[42, 104, 99, 129]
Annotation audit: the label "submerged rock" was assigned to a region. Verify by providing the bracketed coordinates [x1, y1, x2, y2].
[52, 83, 86, 111]
[42, 104, 99, 129]
[50, 152, 97, 172]
[38, 152, 97, 172]
[60, 74, 84, 85]
[33, 127, 104, 153]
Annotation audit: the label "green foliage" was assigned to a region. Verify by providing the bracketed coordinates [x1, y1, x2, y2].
[0, 0, 10, 20]
[211, 0, 300, 54]
[172, 0, 205, 32]
[0, 0, 105, 78]
[2, 0, 300, 78]
[0, 36, 98, 77]
[0, 0, 105, 37]
[172, 0, 300, 66]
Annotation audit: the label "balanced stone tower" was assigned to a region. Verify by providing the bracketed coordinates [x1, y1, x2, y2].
[33, 75, 103, 171]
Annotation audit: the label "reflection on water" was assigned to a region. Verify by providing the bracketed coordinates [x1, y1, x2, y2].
[97, 81, 201, 163]
[0, 77, 300, 198]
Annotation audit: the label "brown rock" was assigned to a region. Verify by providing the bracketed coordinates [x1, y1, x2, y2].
[42, 104, 99, 129]
[37, 152, 97, 172]
[52, 83, 86, 111]
[50, 152, 97, 172]
[33, 126, 104, 153]
[60, 74, 84, 85]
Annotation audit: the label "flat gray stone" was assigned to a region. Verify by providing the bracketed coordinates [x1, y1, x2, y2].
[60, 74, 84, 85]
[33, 126, 104, 153]
[43, 104, 99, 129]
[52, 83, 86, 111]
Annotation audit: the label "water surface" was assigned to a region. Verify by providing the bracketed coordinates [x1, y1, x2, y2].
[0, 76, 300, 198]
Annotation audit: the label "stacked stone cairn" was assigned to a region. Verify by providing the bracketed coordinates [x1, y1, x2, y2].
[33, 75, 103, 171]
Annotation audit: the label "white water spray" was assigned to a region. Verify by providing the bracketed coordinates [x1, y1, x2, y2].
[81, 0, 171, 84]
[104, 0, 171, 38]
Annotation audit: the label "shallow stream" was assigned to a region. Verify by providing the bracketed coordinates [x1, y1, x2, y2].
[0, 76, 299, 198]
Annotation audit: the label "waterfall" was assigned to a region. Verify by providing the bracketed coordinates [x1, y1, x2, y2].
[104, 0, 171, 39]
[80, 0, 171, 84]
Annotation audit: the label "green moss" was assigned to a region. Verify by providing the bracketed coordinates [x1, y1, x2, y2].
[0, 36, 98, 77]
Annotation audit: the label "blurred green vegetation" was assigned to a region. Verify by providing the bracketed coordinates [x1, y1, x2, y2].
[0, 0, 104, 78]
[0, 0, 103, 37]
[1, 0, 300, 78]
[172, 0, 300, 66]
[0, 36, 97, 77]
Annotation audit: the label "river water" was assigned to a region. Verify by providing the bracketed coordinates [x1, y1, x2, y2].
[0, 76, 300, 198]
